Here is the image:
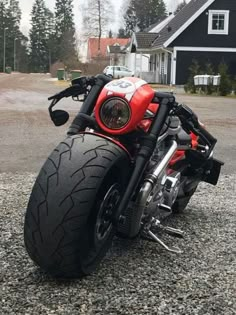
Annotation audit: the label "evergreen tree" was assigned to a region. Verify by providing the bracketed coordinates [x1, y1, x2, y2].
[30, 0, 51, 72]
[5, 0, 21, 69]
[124, 0, 167, 33]
[54, 0, 78, 68]
[117, 28, 130, 38]
[218, 62, 232, 96]
[124, 1, 137, 36]
[45, 7, 56, 69]
[0, 0, 7, 71]
[15, 35, 30, 72]
[0, 0, 29, 72]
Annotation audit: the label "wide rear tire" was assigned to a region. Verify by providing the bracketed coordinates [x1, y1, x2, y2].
[24, 134, 130, 278]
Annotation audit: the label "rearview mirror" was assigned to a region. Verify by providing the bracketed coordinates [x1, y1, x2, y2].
[50, 110, 69, 126]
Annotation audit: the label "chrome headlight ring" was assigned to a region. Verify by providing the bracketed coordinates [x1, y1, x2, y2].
[100, 97, 131, 130]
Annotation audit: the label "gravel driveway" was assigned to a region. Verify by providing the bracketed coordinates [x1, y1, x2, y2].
[0, 74, 236, 314]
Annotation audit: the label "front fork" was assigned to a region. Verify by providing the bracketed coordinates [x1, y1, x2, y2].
[117, 140, 179, 238]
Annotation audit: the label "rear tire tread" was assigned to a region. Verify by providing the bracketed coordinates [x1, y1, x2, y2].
[24, 134, 129, 277]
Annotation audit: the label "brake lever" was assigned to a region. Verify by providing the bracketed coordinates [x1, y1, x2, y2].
[48, 84, 83, 101]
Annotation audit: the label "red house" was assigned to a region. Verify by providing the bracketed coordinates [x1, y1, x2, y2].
[87, 37, 130, 62]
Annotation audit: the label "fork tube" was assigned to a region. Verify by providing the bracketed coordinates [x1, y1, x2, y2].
[149, 98, 171, 137]
[68, 74, 111, 135]
[114, 102, 171, 223]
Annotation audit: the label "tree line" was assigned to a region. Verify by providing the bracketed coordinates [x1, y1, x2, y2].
[0, 0, 184, 73]
[82, 0, 168, 45]
[0, 0, 28, 72]
[0, 0, 77, 73]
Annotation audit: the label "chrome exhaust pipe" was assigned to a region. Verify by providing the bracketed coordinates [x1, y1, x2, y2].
[146, 140, 178, 185]
[129, 141, 178, 237]
[137, 140, 178, 204]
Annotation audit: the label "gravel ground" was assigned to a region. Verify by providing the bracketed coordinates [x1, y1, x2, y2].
[0, 173, 235, 315]
[1, 74, 235, 314]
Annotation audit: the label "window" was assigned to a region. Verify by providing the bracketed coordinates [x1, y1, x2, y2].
[208, 10, 229, 35]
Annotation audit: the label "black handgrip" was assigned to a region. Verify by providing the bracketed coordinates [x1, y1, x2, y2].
[152, 92, 175, 104]
[174, 104, 217, 150]
[48, 84, 85, 101]
[174, 104, 199, 128]
[197, 124, 217, 147]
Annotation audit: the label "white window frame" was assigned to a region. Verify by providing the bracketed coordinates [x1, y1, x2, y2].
[208, 10, 229, 35]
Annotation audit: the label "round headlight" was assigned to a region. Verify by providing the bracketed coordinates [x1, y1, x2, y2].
[100, 98, 131, 130]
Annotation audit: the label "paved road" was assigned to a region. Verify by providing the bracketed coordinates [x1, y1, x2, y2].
[0, 73, 235, 173]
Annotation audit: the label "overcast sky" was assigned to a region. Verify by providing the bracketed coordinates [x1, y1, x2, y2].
[19, 0, 183, 35]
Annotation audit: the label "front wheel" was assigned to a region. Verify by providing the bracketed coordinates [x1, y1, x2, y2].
[24, 134, 130, 278]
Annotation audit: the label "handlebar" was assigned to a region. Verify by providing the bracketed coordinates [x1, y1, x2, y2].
[173, 103, 217, 154]
[48, 84, 85, 101]
[48, 76, 99, 102]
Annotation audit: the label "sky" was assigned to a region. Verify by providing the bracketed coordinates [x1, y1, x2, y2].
[19, 0, 183, 36]
[20, 0, 122, 35]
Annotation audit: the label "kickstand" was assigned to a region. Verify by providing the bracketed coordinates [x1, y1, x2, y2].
[146, 230, 183, 254]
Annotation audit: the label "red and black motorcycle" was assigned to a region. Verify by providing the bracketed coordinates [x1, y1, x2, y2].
[24, 74, 223, 278]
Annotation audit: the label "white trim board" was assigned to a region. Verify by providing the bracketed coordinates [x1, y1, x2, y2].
[164, 0, 216, 48]
[174, 46, 236, 52]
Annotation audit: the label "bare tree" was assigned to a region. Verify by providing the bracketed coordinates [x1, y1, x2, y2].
[82, 0, 113, 54]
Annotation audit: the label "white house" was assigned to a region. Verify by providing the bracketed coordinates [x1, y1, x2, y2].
[125, 14, 175, 83]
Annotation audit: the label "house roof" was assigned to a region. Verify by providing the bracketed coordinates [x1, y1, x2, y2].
[147, 14, 175, 33]
[152, 0, 215, 48]
[88, 38, 130, 59]
[135, 33, 159, 49]
[130, 13, 174, 51]
[108, 45, 127, 54]
[144, 16, 170, 32]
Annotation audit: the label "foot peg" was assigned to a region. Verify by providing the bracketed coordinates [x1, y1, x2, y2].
[160, 225, 184, 239]
[152, 219, 184, 239]
[147, 230, 183, 254]
[158, 204, 172, 214]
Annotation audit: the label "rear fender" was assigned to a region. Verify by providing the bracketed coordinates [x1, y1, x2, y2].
[78, 131, 132, 160]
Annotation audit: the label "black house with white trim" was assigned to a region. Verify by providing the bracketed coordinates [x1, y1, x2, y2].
[129, 0, 236, 85]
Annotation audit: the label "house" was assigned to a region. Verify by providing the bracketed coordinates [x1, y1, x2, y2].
[87, 38, 130, 62]
[107, 43, 128, 66]
[128, 0, 236, 85]
[125, 14, 175, 82]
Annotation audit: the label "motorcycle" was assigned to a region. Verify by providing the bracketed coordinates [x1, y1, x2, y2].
[24, 74, 223, 278]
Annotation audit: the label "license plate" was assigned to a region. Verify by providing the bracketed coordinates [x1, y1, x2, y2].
[204, 158, 224, 186]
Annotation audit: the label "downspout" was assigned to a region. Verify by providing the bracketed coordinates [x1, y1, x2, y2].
[140, 53, 143, 79]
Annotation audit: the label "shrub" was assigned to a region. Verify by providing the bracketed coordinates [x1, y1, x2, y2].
[184, 59, 202, 93]
[232, 77, 236, 95]
[205, 62, 215, 95]
[218, 63, 232, 96]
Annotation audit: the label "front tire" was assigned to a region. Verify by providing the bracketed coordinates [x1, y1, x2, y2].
[24, 134, 130, 278]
